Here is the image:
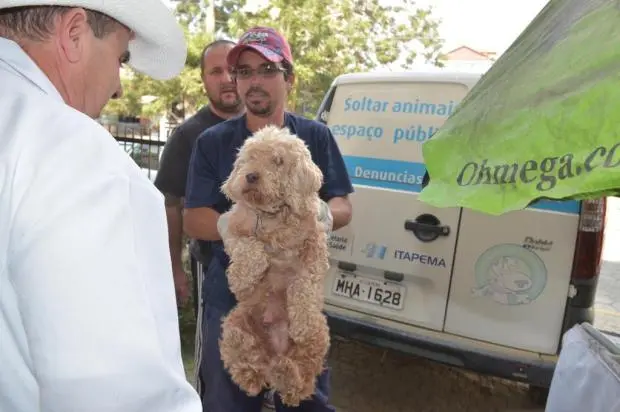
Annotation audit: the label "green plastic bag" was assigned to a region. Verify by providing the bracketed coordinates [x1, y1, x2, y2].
[419, 0, 620, 215]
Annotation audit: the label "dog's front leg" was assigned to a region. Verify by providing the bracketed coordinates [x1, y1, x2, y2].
[221, 207, 255, 253]
[301, 228, 330, 282]
[286, 229, 330, 342]
[286, 273, 325, 344]
[227, 237, 270, 301]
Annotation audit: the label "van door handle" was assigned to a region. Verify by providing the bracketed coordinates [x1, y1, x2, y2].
[404, 214, 450, 242]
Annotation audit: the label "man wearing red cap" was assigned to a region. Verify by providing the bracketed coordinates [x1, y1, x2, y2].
[184, 26, 354, 411]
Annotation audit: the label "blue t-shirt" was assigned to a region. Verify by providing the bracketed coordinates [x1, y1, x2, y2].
[185, 112, 354, 311]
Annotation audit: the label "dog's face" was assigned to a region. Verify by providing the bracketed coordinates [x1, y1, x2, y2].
[222, 125, 323, 214]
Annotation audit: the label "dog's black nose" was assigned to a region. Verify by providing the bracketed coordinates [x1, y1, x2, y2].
[246, 172, 259, 184]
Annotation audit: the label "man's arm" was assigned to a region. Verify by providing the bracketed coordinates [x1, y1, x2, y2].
[316, 124, 355, 230]
[183, 206, 221, 241]
[12, 159, 200, 411]
[164, 193, 184, 268]
[327, 195, 353, 230]
[183, 132, 224, 241]
[154, 128, 192, 302]
[164, 193, 189, 298]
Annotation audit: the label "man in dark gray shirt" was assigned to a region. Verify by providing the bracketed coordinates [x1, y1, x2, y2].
[155, 39, 243, 309]
[154, 38, 245, 401]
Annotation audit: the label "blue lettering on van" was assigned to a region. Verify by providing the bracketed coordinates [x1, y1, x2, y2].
[354, 166, 423, 185]
[344, 97, 390, 112]
[344, 156, 426, 192]
[343, 97, 456, 117]
[394, 250, 446, 268]
[330, 124, 383, 141]
[393, 125, 438, 143]
[392, 100, 455, 116]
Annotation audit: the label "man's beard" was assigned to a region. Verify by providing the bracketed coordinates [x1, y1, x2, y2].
[245, 87, 273, 117]
[247, 101, 274, 117]
[207, 88, 242, 114]
[211, 97, 242, 113]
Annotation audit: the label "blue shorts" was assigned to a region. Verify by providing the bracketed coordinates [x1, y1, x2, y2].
[200, 303, 336, 412]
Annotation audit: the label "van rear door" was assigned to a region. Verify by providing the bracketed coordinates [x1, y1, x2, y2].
[444, 200, 582, 354]
[319, 72, 480, 332]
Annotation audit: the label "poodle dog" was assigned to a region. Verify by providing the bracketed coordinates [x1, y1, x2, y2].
[218, 125, 331, 406]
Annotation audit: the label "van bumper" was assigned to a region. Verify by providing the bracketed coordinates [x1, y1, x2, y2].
[326, 310, 556, 388]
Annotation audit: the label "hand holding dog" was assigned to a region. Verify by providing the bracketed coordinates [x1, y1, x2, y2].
[317, 199, 333, 234]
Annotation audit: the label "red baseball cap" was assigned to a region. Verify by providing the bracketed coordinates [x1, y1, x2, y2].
[227, 27, 294, 67]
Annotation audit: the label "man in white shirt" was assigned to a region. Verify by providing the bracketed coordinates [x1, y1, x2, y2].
[0, 2, 202, 411]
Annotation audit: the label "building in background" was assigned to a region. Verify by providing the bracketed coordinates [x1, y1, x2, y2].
[442, 45, 496, 72]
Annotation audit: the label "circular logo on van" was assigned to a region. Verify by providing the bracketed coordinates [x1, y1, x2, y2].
[471, 244, 547, 305]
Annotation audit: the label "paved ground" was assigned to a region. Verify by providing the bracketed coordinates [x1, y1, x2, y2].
[326, 339, 542, 412]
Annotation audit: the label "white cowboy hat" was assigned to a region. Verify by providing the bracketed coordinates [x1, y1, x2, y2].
[1, 0, 186, 80]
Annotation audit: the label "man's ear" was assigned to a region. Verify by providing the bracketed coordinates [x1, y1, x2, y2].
[56, 8, 91, 64]
[286, 72, 295, 92]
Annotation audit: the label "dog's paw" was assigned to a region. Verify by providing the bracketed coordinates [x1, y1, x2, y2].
[273, 346, 326, 407]
[220, 320, 268, 396]
[287, 304, 327, 344]
[279, 391, 305, 408]
[277, 374, 314, 408]
[230, 365, 266, 397]
[232, 238, 270, 273]
[267, 356, 306, 407]
[227, 262, 258, 300]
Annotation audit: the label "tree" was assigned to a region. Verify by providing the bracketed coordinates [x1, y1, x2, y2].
[103, 0, 444, 119]
[102, 29, 215, 122]
[103, 0, 227, 121]
[225, 0, 444, 115]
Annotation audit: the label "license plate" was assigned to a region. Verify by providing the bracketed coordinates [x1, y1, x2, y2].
[332, 272, 405, 310]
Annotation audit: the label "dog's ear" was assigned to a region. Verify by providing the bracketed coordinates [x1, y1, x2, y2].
[221, 174, 233, 200]
[289, 140, 323, 196]
[286, 158, 323, 215]
[221, 160, 239, 201]
[222, 148, 246, 201]
[287, 192, 313, 217]
[299, 161, 323, 195]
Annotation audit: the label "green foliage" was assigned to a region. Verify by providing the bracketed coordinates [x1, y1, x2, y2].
[103, 28, 214, 120]
[103, 0, 444, 119]
[226, 0, 444, 115]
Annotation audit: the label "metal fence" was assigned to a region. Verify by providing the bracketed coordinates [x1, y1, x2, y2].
[101, 122, 171, 182]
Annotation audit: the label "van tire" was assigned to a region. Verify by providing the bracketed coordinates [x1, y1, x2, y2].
[528, 385, 549, 406]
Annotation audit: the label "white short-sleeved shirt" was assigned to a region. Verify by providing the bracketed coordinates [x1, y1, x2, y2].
[0, 38, 201, 412]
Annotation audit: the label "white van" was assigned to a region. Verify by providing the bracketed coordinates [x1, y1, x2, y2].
[315, 69, 607, 404]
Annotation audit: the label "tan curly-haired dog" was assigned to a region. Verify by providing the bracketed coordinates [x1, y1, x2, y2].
[218, 124, 331, 406]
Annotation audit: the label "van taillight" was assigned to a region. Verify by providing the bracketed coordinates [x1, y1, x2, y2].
[571, 198, 607, 280]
